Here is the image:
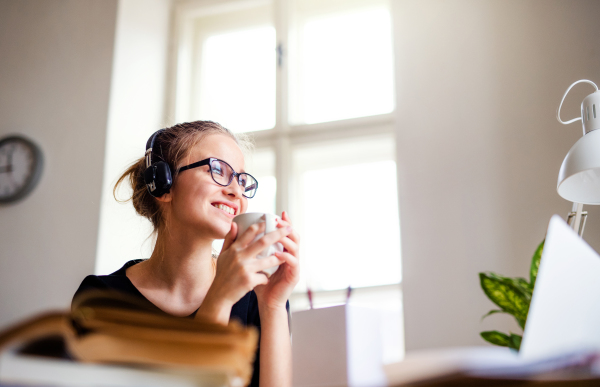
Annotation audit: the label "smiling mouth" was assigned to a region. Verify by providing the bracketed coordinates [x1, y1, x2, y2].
[212, 203, 236, 216]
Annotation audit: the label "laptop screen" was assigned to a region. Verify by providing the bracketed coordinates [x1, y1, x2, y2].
[520, 215, 600, 360]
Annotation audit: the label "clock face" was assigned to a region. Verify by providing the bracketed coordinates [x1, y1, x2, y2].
[0, 136, 43, 203]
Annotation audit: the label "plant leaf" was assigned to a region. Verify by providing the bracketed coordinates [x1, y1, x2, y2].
[487, 274, 533, 299]
[480, 331, 510, 347]
[513, 278, 533, 298]
[479, 272, 530, 324]
[508, 333, 522, 351]
[481, 309, 506, 321]
[530, 239, 545, 288]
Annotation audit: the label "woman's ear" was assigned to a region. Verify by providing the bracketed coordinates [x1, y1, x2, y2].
[155, 191, 172, 203]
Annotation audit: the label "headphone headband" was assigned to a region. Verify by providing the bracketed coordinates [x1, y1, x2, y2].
[145, 128, 165, 169]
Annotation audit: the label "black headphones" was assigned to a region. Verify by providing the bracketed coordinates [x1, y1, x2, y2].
[143, 129, 173, 198]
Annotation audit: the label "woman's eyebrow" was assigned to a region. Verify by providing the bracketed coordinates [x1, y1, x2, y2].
[230, 162, 246, 173]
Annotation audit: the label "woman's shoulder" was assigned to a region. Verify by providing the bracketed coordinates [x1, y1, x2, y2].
[72, 259, 146, 305]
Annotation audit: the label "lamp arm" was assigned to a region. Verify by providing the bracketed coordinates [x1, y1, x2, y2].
[567, 202, 588, 238]
[556, 80, 599, 125]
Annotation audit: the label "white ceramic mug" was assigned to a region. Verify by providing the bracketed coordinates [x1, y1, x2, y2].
[233, 212, 283, 276]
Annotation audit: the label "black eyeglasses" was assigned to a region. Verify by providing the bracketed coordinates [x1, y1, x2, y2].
[178, 158, 258, 198]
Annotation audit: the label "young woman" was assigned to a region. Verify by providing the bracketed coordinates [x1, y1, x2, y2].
[73, 121, 300, 387]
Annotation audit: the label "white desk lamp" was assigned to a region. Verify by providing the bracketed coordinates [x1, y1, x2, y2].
[557, 79, 600, 236]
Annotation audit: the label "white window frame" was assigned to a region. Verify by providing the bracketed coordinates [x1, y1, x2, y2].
[168, 0, 399, 301]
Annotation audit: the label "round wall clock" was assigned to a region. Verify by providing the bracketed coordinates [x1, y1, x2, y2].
[0, 135, 44, 204]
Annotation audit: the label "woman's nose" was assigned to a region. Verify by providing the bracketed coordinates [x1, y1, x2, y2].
[224, 177, 244, 198]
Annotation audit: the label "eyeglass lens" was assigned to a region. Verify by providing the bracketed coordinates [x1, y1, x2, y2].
[210, 159, 257, 198]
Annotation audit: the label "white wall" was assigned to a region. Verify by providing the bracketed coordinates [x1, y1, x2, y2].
[394, 0, 600, 351]
[0, 0, 118, 328]
[95, 0, 171, 276]
[0, 0, 171, 329]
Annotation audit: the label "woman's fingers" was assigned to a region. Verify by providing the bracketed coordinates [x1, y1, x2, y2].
[234, 221, 266, 248]
[221, 222, 238, 251]
[276, 222, 300, 252]
[282, 211, 292, 225]
[277, 214, 300, 244]
[278, 236, 299, 257]
[275, 251, 299, 268]
[254, 254, 284, 272]
[246, 226, 292, 257]
[253, 272, 270, 286]
[288, 228, 300, 244]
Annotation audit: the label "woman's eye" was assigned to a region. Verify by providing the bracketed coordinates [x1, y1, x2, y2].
[211, 163, 224, 176]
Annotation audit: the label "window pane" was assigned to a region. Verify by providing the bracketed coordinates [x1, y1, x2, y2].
[290, 1, 395, 124]
[189, 2, 275, 133]
[246, 175, 276, 214]
[302, 161, 401, 290]
[197, 27, 275, 133]
[246, 148, 276, 214]
[293, 137, 401, 291]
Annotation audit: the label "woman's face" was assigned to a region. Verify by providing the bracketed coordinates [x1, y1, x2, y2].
[166, 133, 248, 240]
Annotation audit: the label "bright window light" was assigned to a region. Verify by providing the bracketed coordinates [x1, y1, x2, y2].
[300, 160, 401, 291]
[197, 27, 275, 133]
[247, 176, 276, 215]
[291, 8, 395, 124]
[246, 148, 276, 214]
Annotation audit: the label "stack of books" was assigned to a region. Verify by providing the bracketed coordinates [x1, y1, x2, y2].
[0, 290, 258, 387]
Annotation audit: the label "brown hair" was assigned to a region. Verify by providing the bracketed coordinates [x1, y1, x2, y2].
[114, 120, 252, 232]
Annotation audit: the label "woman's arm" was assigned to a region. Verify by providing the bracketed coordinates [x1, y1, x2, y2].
[254, 211, 300, 387]
[196, 222, 293, 325]
[258, 304, 292, 387]
[195, 289, 234, 325]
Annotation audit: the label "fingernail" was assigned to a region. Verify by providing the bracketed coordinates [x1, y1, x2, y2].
[286, 226, 292, 232]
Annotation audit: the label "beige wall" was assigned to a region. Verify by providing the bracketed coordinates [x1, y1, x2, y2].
[0, 0, 118, 328]
[394, 0, 600, 351]
[95, 0, 170, 276]
[0, 0, 170, 329]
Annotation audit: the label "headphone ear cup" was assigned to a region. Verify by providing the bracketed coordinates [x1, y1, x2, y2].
[143, 161, 172, 197]
[154, 161, 173, 195]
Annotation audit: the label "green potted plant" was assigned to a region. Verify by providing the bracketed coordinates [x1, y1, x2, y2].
[479, 240, 544, 351]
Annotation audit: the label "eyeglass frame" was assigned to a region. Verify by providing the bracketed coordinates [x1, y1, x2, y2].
[177, 157, 258, 198]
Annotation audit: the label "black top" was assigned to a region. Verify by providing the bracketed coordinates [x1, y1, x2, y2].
[72, 259, 281, 387]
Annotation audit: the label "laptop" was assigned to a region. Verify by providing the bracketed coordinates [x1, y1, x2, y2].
[384, 215, 600, 385]
[520, 214, 600, 360]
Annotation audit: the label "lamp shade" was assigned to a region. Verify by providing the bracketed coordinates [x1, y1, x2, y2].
[558, 129, 600, 204]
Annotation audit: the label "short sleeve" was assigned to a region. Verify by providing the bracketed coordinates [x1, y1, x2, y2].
[71, 264, 152, 312]
[72, 275, 109, 308]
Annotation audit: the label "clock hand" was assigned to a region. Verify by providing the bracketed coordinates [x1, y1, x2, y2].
[4, 146, 14, 172]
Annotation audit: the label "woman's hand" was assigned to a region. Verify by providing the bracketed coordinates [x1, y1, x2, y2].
[197, 220, 292, 324]
[254, 211, 300, 312]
